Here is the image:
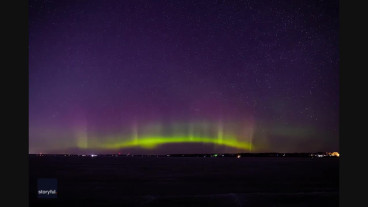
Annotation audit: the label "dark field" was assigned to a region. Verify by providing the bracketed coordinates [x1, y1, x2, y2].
[29, 156, 339, 207]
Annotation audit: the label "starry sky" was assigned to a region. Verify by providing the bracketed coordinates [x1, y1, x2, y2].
[29, 0, 339, 154]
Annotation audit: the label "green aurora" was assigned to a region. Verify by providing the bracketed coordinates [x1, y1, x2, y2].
[79, 135, 253, 151]
[75, 121, 255, 152]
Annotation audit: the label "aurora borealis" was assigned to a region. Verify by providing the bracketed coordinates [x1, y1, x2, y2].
[76, 121, 254, 151]
[29, 0, 339, 154]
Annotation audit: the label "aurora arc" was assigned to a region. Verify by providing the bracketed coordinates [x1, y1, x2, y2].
[74, 120, 256, 152]
[79, 135, 253, 151]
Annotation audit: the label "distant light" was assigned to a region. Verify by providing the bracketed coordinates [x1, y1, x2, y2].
[237, 155, 241, 159]
[213, 154, 218, 157]
[317, 154, 324, 158]
[328, 152, 340, 157]
[91, 154, 97, 157]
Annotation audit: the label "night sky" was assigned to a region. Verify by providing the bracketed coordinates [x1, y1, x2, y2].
[29, 0, 339, 154]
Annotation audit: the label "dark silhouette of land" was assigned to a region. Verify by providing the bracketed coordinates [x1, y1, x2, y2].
[29, 154, 339, 207]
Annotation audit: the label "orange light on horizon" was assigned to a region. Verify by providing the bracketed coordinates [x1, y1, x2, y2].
[327, 152, 340, 157]
[331, 152, 339, 157]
